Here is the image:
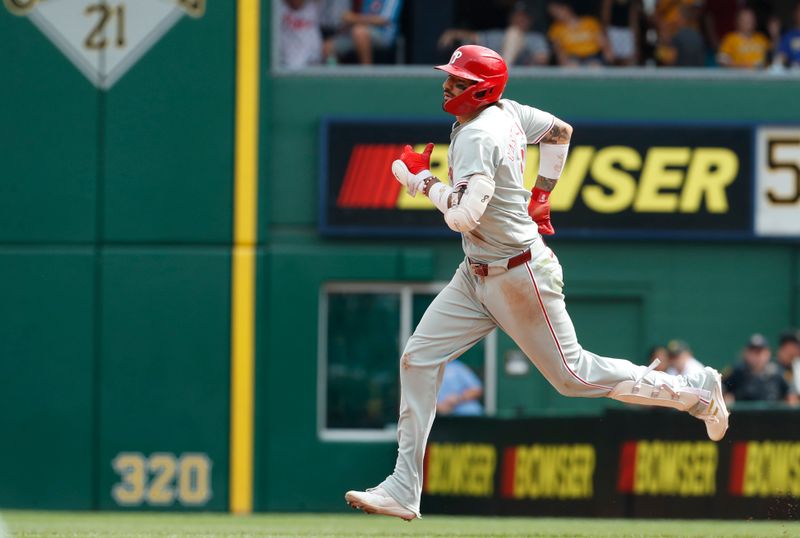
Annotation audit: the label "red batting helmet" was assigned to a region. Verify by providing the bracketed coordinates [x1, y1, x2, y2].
[434, 45, 509, 116]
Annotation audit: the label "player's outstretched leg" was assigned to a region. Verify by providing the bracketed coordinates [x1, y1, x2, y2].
[345, 487, 416, 521]
[609, 360, 729, 441]
[345, 360, 437, 521]
[481, 242, 729, 441]
[346, 264, 496, 519]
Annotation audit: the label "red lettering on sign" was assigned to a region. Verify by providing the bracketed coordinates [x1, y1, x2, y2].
[617, 441, 637, 493]
[337, 144, 405, 208]
[729, 442, 747, 496]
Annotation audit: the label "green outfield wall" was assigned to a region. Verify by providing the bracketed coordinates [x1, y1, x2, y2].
[2, 2, 800, 514]
[0, 2, 234, 510]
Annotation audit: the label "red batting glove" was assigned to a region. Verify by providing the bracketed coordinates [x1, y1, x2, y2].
[399, 143, 434, 175]
[528, 187, 555, 235]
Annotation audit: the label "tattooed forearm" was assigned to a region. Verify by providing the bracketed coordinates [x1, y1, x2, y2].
[540, 118, 573, 144]
[534, 176, 558, 191]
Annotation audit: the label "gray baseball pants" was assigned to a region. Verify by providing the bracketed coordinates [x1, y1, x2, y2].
[378, 238, 708, 517]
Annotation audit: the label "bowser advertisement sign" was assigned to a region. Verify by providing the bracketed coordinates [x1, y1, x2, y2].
[321, 118, 758, 239]
[422, 410, 800, 519]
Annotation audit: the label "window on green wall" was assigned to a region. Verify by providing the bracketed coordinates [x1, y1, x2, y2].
[319, 283, 496, 441]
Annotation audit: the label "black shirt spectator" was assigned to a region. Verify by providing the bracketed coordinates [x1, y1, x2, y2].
[723, 333, 790, 403]
[776, 329, 800, 401]
[656, 5, 706, 66]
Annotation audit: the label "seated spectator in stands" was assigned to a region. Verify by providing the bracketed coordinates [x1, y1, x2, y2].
[436, 359, 484, 416]
[502, 3, 552, 66]
[322, 0, 403, 65]
[654, 0, 701, 34]
[547, 1, 613, 66]
[279, 0, 323, 69]
[665, 339, 705, 376]
[320, 0, 351, 48]
[656, 5, 706, 66]
[602, 0, 643, 65]
[438, 3, 550, 66]
[773, 2, 800, 68]
[717, 7, 771, 68]
[776, 329, 800, 398]
[647, 344, 669, 371]
[723, 333, 791, 404]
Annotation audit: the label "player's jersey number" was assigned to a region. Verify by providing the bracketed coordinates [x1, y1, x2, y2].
[112, 452, 212, 507]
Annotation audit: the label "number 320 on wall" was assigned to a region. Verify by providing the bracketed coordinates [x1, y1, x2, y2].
[112, 452, 212, 507]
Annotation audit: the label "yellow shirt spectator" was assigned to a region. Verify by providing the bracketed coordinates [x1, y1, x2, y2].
[718, 31, 770, 68]
[548, 16, 604, 59]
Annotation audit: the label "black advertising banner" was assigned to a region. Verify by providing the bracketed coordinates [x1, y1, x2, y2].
[422, 408, 800, 520]
[320, 118, 754, 239]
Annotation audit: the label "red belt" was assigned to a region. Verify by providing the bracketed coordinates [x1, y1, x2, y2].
[468, 248, 532, 277]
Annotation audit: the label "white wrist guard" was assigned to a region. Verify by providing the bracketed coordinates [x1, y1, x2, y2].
[538, 143, 570, 179]
[444, 174, 494, 233]
[427, 181, 454, 214]
[391, 159, 430, 197]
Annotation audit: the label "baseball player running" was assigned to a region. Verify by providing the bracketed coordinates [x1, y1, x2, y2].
[345, 45, 729, 521]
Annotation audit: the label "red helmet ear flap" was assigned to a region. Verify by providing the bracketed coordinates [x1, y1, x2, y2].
[471, 80, 496, 101]
[436, 45, 508, 116]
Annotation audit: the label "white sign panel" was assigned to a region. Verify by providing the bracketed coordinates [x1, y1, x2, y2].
[755, 126, 800, 236]
[4, 0, 204, 89]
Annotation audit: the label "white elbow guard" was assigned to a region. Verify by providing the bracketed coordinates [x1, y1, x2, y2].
[444, 174, 494, 232]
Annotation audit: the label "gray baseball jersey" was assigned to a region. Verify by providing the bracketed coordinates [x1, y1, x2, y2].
[448, 99, 555, 263]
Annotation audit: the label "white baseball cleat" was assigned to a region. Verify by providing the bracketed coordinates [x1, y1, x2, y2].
[693, 367, 730, 441]
[345, 487, 417, 521]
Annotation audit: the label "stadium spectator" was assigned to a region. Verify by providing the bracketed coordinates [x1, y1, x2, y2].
[601, 0, 643, 65]
[501, 3, 552, 66]
[320, 0, 352, 63]
[776, 329, 800, 399]
[653, 0, 702, 35]
[322, 0, 404, 65]
[717, 7, 771, 68]
[647, 344, 669, 371]
[723, 333, 791, 404]
[773, 2, 800, 68]
[665, 339, 705, 376]
[438, 3, 550, 66]
[278, 0, 323, 69]
[656, 5, 707, 66]
[436, 359, 484, 416]
[547, 0, 613, 66]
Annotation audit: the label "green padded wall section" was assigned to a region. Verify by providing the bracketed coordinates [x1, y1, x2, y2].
[98, 249, 231, 510]
[0, 9, 97, 243]
[103, 2, 235, 243]
[0, 250, 95, 508]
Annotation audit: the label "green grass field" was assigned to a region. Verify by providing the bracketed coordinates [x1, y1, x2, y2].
[1, 512, 798, 538]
